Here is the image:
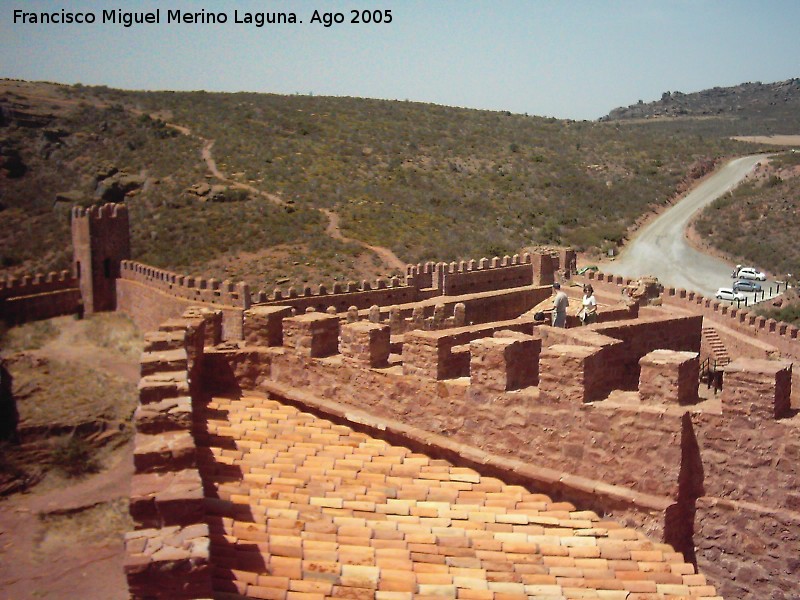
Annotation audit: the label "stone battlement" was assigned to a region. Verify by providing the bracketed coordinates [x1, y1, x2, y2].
[586, 269, 800, 350]
[70, 202, 129, 221]
[120, 261, 250, 309]
[0, 270, 80, 323]
[0, 270, 76, 300]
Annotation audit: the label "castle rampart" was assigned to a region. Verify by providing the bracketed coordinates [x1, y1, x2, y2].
[117, 261, 250, 340]
[195, 305, 798, 600]
[6, 201, 800, 599]
[0, 270, 80, 323]
[71, 203, 131, 314]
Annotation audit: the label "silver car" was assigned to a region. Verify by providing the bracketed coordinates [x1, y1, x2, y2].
[736, 267, 766, 281]
[715, 287, 745, 302]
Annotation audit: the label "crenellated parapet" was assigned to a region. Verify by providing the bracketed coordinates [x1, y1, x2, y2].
[70, 201, 129, 222]
[252, 274, 414, 313]
[125, 307, 217, 599]
[582, 270, 800, 361]
[408, 253, 537, 296]
[120, 261, 250, 309]
[0, 270, 76, 300]
[0, 270, 81, 323]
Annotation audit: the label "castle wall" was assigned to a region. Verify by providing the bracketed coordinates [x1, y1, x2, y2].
[585, 270, 800, 361]
[584, 270, 800, 406]
[125, 309, 217, 599]
[254, 276, 421, 313]
[144, 298, 799, 600]
[0, 271, 80, 324]
[71, 203, 131, 314]
[695, 497, 800, 600]
[252, 253, 547, 315]
[117, 261, 249, 340]
[439, 255, 534, 296]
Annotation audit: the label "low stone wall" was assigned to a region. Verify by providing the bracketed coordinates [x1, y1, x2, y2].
[124, 308, 223, 599]
[356, 285, 552, 334]
[0, 270, 80, 324]
[253, 275, 419, 313]
[195, 305, 800, 599]
[118, 276, 244, 341]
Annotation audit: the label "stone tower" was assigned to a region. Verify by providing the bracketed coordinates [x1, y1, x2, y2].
[71, 203, 131, 314]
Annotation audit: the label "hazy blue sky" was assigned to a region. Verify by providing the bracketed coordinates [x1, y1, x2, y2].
[3, 0, 799, 120]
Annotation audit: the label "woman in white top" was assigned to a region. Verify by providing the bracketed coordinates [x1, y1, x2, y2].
[578, 284, 597, 325]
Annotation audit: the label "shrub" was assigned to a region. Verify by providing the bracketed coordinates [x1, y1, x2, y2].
[51, 435, 99, 477]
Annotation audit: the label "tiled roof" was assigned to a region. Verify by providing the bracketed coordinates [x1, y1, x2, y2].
[196, 395, 720, 600]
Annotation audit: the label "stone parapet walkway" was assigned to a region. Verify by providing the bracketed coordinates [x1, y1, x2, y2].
[194, 395, 720, 600]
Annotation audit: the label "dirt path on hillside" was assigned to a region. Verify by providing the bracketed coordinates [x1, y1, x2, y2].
[199, 138, 407, 274]
[200, 139, 286, 207]
[321, 208, 406, 272]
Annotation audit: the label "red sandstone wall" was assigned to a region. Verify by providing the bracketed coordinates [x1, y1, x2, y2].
[0, 271, 81, 324]
[255, 279, 420, 313]
[442, 262, 533, 296]
[117, 279, 244, 340]
[583, 270, 800, 362]
[216, 345, 685, 503]
[695, 498, 800, 600]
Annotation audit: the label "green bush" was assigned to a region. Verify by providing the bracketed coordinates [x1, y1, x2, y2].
[51, 435, 99, 478]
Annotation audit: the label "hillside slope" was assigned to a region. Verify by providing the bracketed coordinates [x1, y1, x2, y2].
[603, 78, 800, 135]
[0, 80, 763, 290]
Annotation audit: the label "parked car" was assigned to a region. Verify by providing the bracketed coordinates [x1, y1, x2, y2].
[736, 267, 766, 281]
[715, 287, 745, 302]
[733, 280, 762, 292]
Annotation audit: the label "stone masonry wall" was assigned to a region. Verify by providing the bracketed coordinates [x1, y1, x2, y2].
[198, 307, 800, 599]
[118, 262, 249, 340]
[125, 308, 220, 599]
[0, 270, 80, 324]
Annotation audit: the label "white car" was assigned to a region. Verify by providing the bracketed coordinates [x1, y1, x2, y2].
[715, 287, 746, 302]
[736, 267, 766, 281]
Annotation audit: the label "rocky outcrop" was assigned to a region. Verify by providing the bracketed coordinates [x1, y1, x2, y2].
[95, 171, 145, 202]
[602, 78, 800, 121]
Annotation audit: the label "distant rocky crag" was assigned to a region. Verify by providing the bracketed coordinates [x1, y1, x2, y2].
[602, 78, 800, 121]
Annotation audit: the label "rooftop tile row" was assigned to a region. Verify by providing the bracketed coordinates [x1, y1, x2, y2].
[196, 395, 720, 600]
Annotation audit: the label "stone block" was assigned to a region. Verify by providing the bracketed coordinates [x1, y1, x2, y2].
[538, 344, 605, 403]
[140, 348, 188, 377]
[402, 330, 470, 380]
[470, 333, 541, 391]
[282, 313, 340, 357]
[243, 305, 293, 346]
[143, 330, 186, 353]
[202, 345, 271, 393]
[181, 306, 222, 346]
[160, 315, 206, 376]
[532, 253, 555, 286]
[638, 350, 699, 405]
[134, 396, 193, 434]
[138, 371, 190, 404]
[129, 469, 205, 528]
[722, 358, 793, 419]
[125, 523, 212, 599]
[340, 321, 391, 367]
[133, 431, 196, 473]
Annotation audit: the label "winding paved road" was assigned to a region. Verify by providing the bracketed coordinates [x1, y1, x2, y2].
[600, 154, 768, 297]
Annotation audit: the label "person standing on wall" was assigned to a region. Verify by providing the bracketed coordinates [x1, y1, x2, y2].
[578, 284, 597, 325]
[551, 282, 569, 328]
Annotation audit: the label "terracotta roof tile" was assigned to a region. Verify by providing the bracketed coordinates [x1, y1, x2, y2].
[197, 395, 719, 600]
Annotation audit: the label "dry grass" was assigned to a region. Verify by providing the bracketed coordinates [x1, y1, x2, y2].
[35, 498, 132, 554]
